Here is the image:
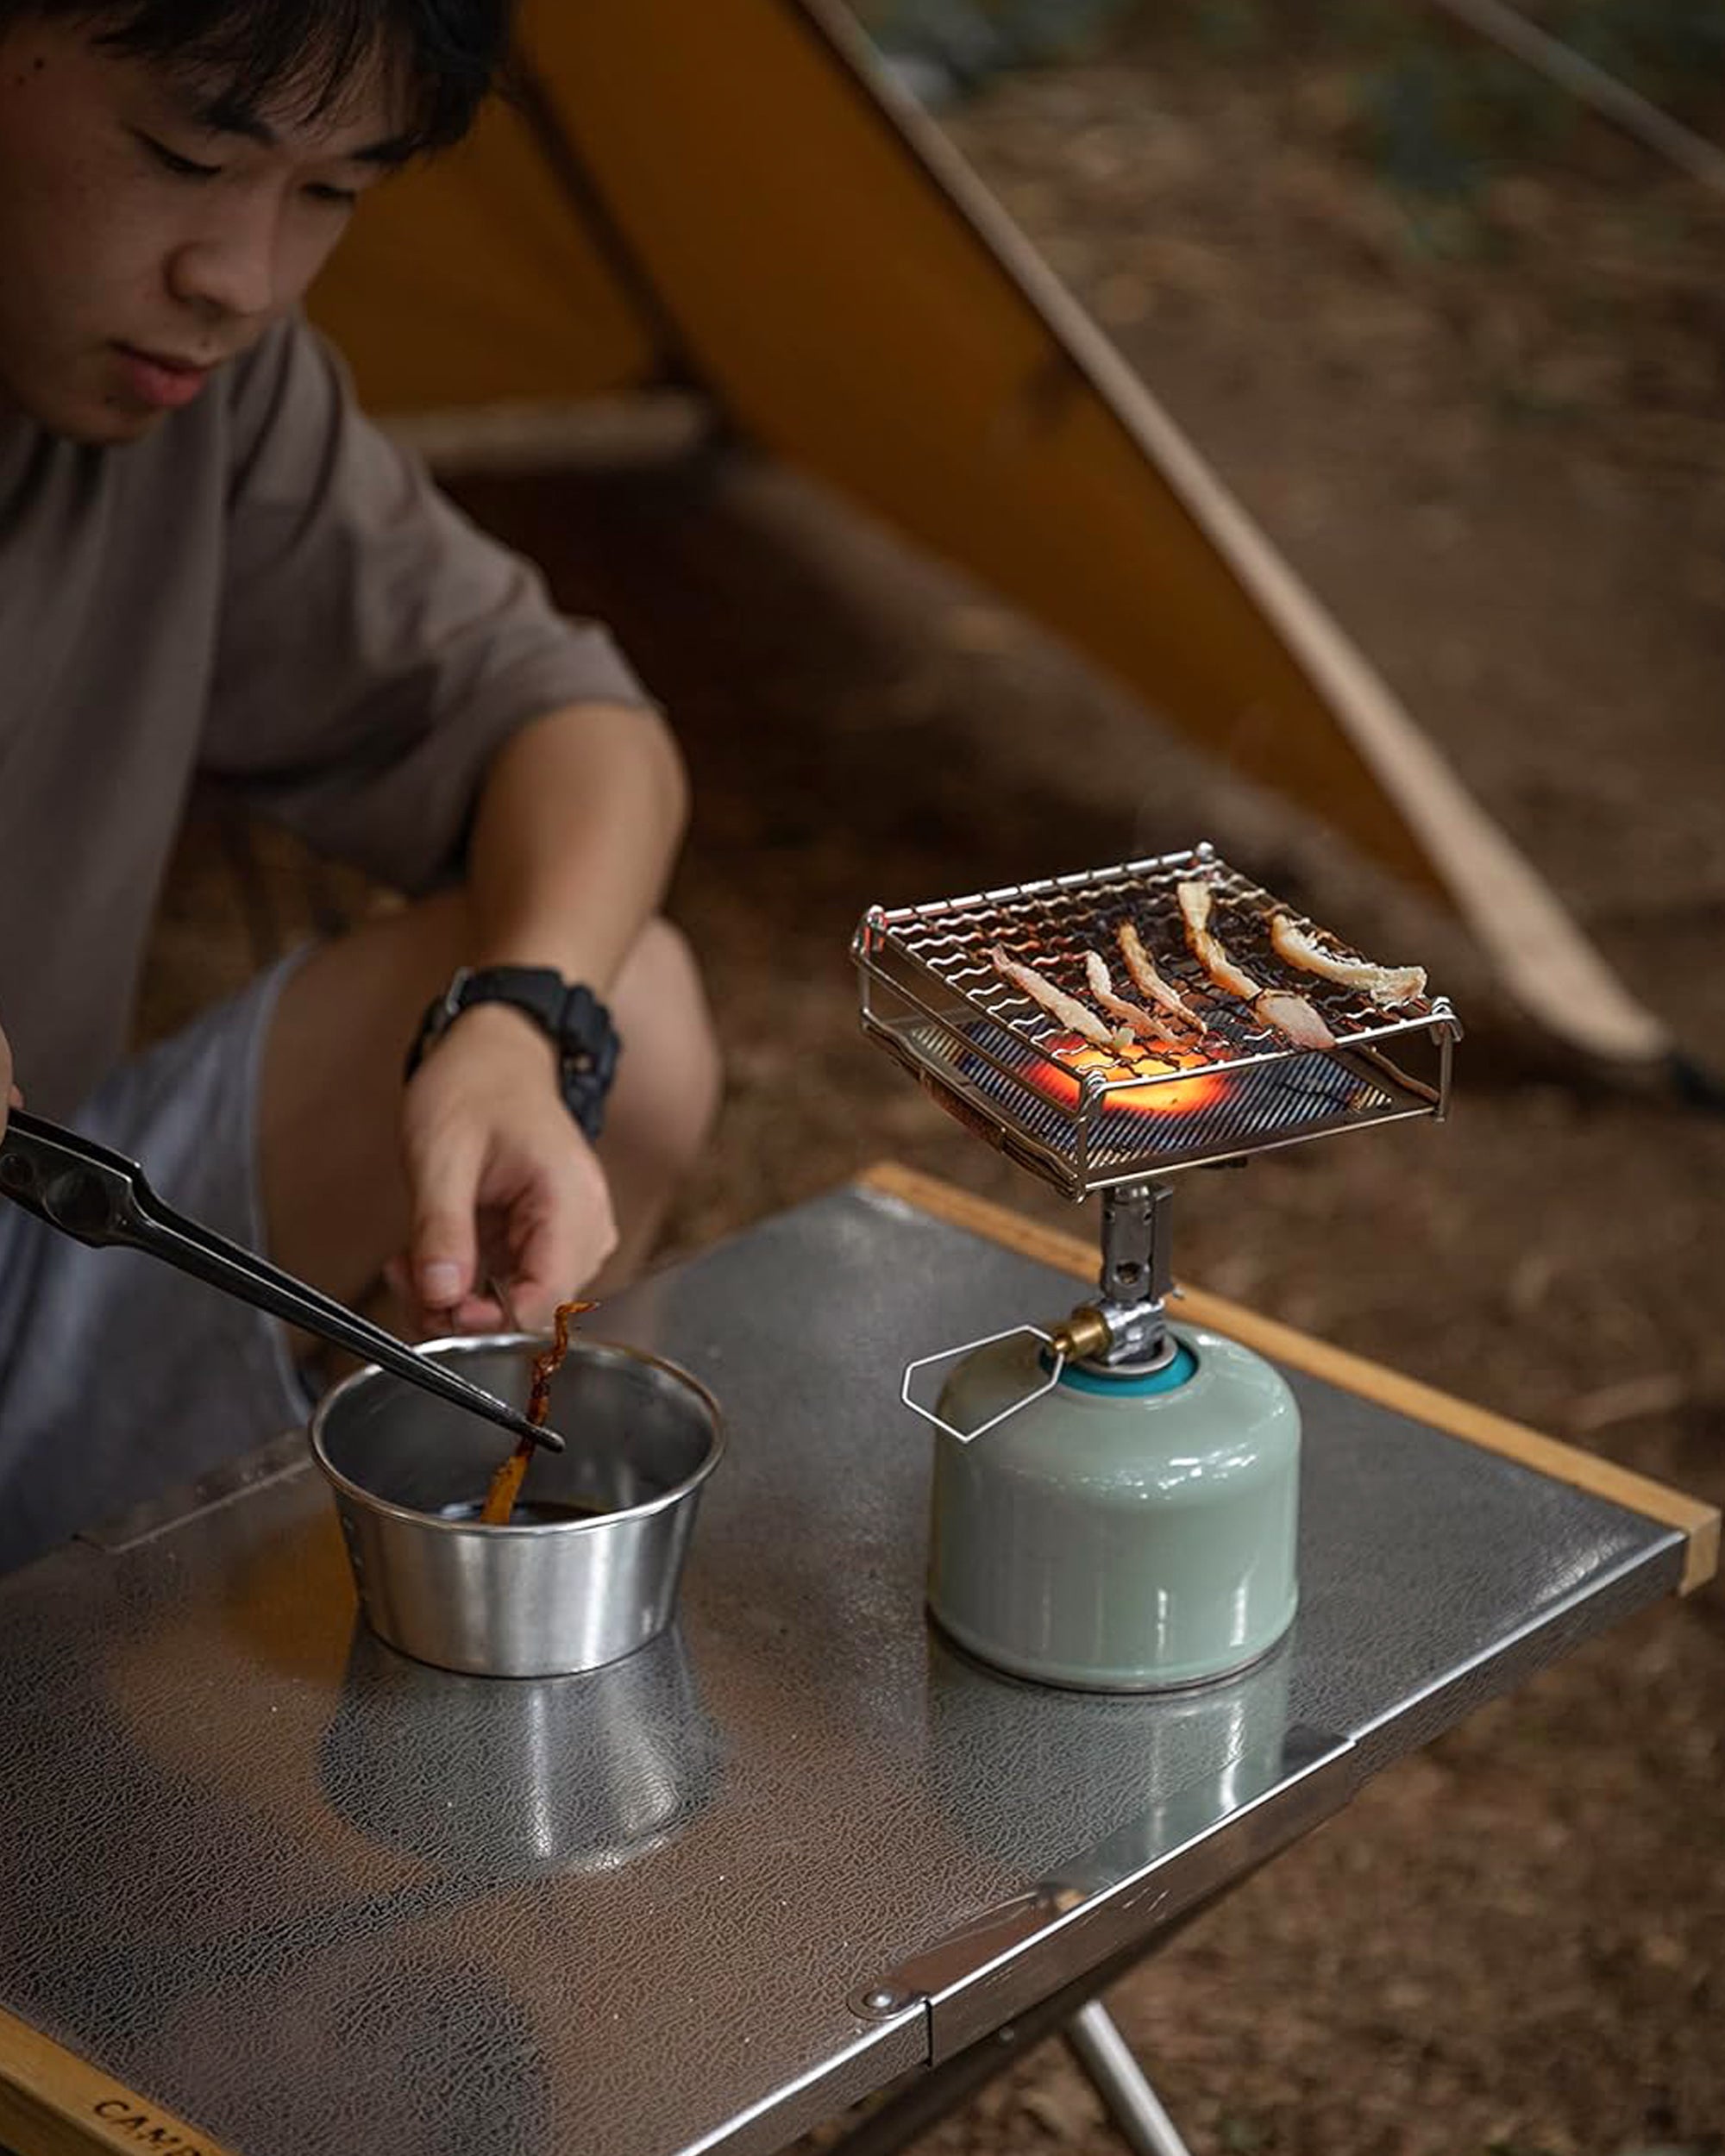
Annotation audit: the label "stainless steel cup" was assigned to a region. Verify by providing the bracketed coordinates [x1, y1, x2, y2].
[310, 1334, 724, 1678]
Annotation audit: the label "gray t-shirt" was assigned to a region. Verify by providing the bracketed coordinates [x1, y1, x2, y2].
[0, 315, 651, 1117]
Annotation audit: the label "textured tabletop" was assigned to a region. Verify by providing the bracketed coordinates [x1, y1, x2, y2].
[0, 1180, 1686, 2156]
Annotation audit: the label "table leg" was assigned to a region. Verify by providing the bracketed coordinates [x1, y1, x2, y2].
[825, 1898, 1223, 2155]
[1063, 2001, 1195, 2156]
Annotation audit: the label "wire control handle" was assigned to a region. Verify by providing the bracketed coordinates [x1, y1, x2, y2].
[900, 1325, 1067, 1446]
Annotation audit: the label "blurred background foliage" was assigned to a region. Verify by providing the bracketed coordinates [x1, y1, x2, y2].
[857, 1, 1725, 225]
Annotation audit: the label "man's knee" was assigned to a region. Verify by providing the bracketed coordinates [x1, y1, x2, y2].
[605, 918, 722, 1178]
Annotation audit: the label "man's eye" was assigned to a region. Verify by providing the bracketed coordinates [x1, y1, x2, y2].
[304, 183, 360, 209]
[136, 132, 222, 180]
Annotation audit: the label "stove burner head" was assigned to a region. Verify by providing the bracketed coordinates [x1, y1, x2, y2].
[1027, 1031, 1232, 1119]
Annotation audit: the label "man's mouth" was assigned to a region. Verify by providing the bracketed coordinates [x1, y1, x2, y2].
[111, 342, 216, 411]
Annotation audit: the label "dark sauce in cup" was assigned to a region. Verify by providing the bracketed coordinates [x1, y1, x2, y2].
[436, 1495, 610, 1526]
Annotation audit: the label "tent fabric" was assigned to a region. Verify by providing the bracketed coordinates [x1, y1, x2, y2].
[310, 75, 660, 409]
[308, 0, 1667, 1065]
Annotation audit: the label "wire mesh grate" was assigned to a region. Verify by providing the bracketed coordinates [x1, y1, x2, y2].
[854, 845, 1459, 1198]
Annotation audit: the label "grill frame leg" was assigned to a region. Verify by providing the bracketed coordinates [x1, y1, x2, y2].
[1063, 2000, 1195, 2156]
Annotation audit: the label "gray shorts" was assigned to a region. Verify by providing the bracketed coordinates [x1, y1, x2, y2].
[0, 954, 314, 1576]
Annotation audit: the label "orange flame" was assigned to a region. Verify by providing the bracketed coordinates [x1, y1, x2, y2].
[1029, 1032, 1230, 1119]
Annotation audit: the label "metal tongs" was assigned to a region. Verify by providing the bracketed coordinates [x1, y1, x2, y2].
[0, 1106, 563, 1454]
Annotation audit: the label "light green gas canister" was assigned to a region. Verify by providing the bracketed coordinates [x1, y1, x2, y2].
[909, 1183, 1301, 1692]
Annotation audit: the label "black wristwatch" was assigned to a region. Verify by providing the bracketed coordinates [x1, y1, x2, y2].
[406, 965, 621, 1142]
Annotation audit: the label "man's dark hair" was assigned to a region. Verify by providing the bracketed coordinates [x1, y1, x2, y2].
[8, 0, 515, 155]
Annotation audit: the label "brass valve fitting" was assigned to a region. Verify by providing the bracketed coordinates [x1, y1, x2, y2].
[1047, 1306, 1112, 1364]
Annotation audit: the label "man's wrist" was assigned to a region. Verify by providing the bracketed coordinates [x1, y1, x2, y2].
[406, 965, 621, 1142]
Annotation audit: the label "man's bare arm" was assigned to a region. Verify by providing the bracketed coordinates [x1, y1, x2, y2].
[395, 700, 693, 1326]
[465, 699, 689, 987]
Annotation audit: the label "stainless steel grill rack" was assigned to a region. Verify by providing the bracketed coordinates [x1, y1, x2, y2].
[853, 843, 1461, 1200]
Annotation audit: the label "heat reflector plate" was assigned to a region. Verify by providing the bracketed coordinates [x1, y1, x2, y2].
[853, 844, 1460, 1198]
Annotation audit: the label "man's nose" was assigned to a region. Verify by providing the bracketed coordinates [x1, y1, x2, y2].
[165, 205, 285, 324]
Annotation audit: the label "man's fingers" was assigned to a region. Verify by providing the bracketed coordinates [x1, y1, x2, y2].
[2, 1031, 18, 1139]
[405, 1125, 486, 1313]
[506, 1192, 618, 1327]
[450, 1290, 506, 1331]
[400, 1050, 618, 1339]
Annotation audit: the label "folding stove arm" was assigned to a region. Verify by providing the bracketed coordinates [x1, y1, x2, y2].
[900, 1180, 1177, 1445]
[1048, 1181, 1176, 1369]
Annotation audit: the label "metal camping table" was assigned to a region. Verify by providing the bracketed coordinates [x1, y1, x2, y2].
[0, 1164, 1714, 2156]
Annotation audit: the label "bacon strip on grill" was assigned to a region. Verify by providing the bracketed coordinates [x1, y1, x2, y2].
[1114, 921, 1205, 1030]
[991, 945, 1117, 1047]
[1253, 990, 1339, 1052]
[1081, 952, 1180, 1063]
[1269, 913, 1427, 1006]
[1176, 881, 1336, 1050]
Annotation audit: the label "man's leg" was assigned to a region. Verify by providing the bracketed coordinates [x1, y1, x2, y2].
[257, 891, 720, 1317]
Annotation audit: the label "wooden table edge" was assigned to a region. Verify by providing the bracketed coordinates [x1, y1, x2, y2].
[857, 1161, 1720, 1595]
[0, 2004, 239, 2156]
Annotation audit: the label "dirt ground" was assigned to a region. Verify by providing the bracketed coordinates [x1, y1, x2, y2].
[144, 10, 1724, 2153]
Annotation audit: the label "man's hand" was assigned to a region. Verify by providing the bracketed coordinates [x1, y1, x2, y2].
[0, 1016, 20, 1143]
[392, 1002, 618, 1337]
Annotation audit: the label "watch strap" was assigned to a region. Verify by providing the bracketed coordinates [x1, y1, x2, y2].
[406, 965, 620, 1142]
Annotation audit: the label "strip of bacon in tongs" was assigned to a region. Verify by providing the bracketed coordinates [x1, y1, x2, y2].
[1081, 952, 1180, 1063]
[991, 945, 1120, 1048]
[1269, 913, 1427, 1006]
[1114, 921, 1206, 1031]
[1176, 881, 1336, 1050]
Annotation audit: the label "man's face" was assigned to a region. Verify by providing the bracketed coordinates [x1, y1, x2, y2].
[0, 19, 405, 442]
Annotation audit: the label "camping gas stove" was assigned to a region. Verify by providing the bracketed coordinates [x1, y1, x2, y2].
[853, 843, 1462, 1693]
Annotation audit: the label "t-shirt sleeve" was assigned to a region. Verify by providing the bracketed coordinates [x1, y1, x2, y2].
[199, 316, 656, 893]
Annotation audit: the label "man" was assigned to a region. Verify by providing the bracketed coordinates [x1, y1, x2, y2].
[0, 0, 721, 1570]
